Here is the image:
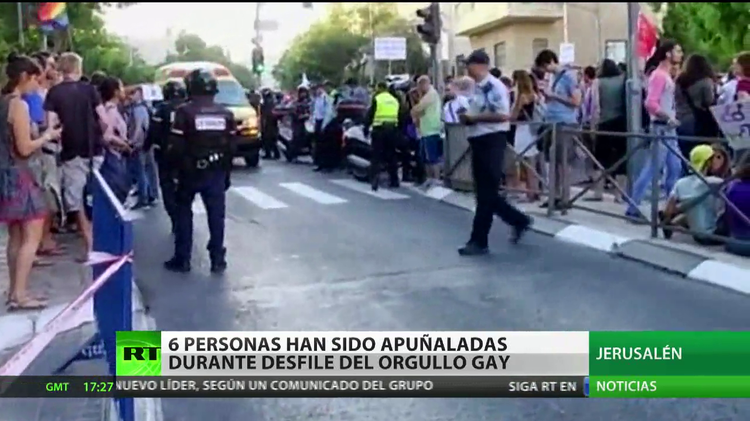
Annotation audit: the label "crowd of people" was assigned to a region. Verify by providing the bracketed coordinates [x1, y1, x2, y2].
[447, 45, 749, 255]
[1, 41, 748, 301]
[0, 50, 156, 310]
[261, 42, 750, 257]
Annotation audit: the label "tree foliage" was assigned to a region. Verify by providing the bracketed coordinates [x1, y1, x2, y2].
[648, 2, 749, 69]
[273, 4, 429, 90]
[0, 3, 154, 85]
[162, 32, 256, 89]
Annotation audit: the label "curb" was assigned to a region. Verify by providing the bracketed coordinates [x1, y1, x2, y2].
[408, 184, 750, 296]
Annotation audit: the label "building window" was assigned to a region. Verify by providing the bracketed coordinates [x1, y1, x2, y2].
[493, 42, 506, 69]
[532, 38, 549, 59]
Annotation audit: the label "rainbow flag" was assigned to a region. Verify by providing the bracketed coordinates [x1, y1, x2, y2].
[38, 3, 69, 32]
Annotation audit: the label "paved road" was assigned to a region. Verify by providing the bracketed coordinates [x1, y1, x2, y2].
[134, 160, 750, 421]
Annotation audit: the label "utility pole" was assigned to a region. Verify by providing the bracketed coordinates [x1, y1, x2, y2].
[625, 2, 643, 189]
[562, 2, 569, 43]
[368, 3, 375, 86]
[416, 3, 443, 92]
[446, 3, 456, 78]
[252, 2, 264, 87]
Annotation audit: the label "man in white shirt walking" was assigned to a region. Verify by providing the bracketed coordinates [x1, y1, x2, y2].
[457, 50, 532, 256]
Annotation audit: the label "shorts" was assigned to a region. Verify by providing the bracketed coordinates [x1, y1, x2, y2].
[61, 156, 103, 212]
[419, 134, 443, 165]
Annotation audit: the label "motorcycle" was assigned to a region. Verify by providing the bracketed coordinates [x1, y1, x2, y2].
[343, 119, 422, 184]
[342, 120, 371, 182]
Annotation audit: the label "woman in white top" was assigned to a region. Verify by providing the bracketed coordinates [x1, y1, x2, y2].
[510, 70, 540, 202]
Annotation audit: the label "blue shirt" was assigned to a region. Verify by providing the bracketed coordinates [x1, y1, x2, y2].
[23, 91, 45, 125]
[544, 69, 579, 124]
[312, 93, 330, 121]
[671, 175, 724, 235]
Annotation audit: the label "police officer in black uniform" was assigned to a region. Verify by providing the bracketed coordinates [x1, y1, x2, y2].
[150, 81, 186, 232]
[260, 88, 279, 159]
[163, 70, 236, 274]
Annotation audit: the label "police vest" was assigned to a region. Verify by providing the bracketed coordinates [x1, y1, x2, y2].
[372, 92, 399, 126]
[185, 112, 233, 170]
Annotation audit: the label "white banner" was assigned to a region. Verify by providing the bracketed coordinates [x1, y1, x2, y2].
[711, 100, 750, 150]
[374, 37, 407, 61]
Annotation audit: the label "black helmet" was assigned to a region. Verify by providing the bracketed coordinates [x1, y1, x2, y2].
[163, 81, 185, 101]
[184, 69, 218, 97]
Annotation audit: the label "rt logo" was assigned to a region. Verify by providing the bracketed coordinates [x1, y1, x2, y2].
[123, 346, 160, 361]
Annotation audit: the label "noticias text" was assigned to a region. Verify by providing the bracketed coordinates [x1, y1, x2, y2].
[166, 354, 511, 372]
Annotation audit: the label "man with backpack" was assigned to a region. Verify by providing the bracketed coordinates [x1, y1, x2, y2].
[534, 49, 582, 210]
[125, 86, 154, 208]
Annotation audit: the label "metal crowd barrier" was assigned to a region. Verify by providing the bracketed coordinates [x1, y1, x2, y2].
[442, 122, 750, 254]
[0, 169, 135, 421]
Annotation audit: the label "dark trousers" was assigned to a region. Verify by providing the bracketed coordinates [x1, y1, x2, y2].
[155, 149, 177, 226]
[370, 124, 399, 184]
[469, 131, 530, 248]
[173, 170, 227, 264]
[313, 119, 324, 165]
[315, 121, 342, 169]
[262, 119, 279, 158]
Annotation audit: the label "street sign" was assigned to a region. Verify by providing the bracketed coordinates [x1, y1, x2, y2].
[559, 43, 575, 65]
[254, 19, 279, 31]
[374, 37, 407, 61]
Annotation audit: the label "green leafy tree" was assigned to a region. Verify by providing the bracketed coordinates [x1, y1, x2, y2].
[648, 2, 749, 68]
[274, 3, 429, 90]
[0, 3, 154, 85]
[163, 31, 256, 89]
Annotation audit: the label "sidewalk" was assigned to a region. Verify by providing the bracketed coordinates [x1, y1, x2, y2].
[409, 183, 750, 295]
[0, 230, 93, 353]
[0, 229, 161, 421]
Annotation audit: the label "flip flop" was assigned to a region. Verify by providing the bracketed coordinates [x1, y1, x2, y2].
[7, 298, 48, 311]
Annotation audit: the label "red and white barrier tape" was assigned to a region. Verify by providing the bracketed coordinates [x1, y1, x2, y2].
[0, 251, 132, 376]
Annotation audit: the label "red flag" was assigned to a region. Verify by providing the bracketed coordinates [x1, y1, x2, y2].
[637, 12, 658, 58]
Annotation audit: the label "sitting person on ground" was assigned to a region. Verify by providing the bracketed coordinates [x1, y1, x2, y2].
[725, 162, 750, 257]
[660, 144, 729, 244]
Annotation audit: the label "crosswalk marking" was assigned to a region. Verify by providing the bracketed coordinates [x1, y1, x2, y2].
[231, 186, 289, 209]
[329, 179, 410, 200]
[192, 198, 206, 215]
[279, 182, 348, 205]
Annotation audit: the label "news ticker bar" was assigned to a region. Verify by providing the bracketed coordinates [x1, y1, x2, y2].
[119, 331, 750, 377]
[5, 376, 750, 398]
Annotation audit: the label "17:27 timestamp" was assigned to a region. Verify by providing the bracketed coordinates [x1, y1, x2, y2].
[83, 381, 114, 393]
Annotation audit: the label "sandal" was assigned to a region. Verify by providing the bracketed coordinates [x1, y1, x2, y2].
[7, 298, 48, 311]
[5, 293, 46, 305]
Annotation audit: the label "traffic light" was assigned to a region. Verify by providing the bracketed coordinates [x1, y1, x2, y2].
[252, 47, 265, 75]
[416, 3, 440, 45]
